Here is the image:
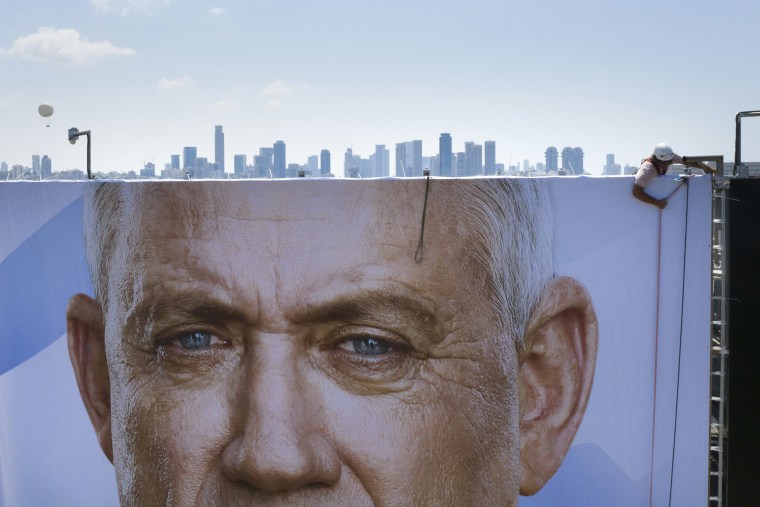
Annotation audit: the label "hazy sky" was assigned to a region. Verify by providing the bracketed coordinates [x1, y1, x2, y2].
[1, 0, 759, 175]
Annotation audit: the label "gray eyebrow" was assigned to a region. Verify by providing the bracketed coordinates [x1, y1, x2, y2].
[289, 289, 444, 341]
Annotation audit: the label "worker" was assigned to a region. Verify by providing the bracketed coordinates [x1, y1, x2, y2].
[632, 143, 716, 209]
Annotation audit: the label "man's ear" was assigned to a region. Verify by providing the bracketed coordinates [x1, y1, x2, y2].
[67, 293, 113, 462]
[518, 276, 598, 496]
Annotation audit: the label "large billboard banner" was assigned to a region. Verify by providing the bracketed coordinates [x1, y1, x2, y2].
[0, 176, 712, 506]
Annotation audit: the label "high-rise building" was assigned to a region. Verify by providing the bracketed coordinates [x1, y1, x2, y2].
[320, 149, 331, 175]
[573, 147, 585, 174]
[410, 140, 422, 177]
[259, 147, 274, 171]
[32, 155, 40, 175]
[484, 141, 496, 175]
[286, 163, 300, 178]
[561, 147, 573, 173]
[395, 143, 407, 176]
[183, 147, 197, 170]
[41, 155, 51, 179]
[141, 162, 156, 178]
[429, 154, 440, 176]
[253, 154, 269, 178]
[214, 125, 225, 172]
[545, 146, 558, 173]
[307, 155, 319, 174]
[234, 154, 246, 176]
[344, 148, 356, 177]
[374, 145, 389, 177]
[560, 146, 584, 174]
[171, 154, 180, 170]
[562, 146, 583, 175]
[603, 154, 622, 175]
[464, 142, 483, 176]
[273, 140, 286, 178]
[455, 152, 466, 176]
[394, 141, 422, 176]
[439, 133, 453, 177]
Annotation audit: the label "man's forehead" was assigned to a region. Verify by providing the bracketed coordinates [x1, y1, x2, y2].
[123, 181, 474, 236]
[130, 181, 418, 221]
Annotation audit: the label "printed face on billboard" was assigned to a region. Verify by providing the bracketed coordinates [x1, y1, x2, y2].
[65, 180, 597, 505]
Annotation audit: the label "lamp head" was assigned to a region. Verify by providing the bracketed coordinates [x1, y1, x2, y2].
[68, 127, 79, 145]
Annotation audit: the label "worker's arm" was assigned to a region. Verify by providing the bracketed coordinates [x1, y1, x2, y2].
[632, 183, 667, 209]
[682, 157, 717, 174]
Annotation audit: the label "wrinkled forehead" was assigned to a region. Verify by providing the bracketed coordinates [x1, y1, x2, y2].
[108, 181, 481, 259]
[124, 181, 419, 231]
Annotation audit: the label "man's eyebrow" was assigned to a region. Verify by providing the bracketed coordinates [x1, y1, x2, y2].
[130, 290, 251, 328]
[290, 290, 442, 334]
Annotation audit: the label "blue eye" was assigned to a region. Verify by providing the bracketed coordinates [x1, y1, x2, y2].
[178, 331, 213, 349]
[349, 336, 391, 355]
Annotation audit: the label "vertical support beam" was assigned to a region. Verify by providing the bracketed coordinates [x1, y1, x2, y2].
[734, 111, 760, 176]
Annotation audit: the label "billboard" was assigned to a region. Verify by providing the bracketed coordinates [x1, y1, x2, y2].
[0, 176, 712, 506]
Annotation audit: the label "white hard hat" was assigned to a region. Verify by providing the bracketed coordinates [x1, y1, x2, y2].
[654, 143, 674, 161]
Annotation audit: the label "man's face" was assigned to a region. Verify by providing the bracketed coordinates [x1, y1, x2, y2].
[100, 182, 521, 506]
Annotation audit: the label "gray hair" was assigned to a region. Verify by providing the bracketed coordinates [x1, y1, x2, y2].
[83, 178, 554, 350]
[447, 178, 554, 350]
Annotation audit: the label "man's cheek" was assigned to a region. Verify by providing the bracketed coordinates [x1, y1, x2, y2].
[117, 378, 233, 489]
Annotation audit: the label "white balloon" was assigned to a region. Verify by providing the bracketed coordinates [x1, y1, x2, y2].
[38, 103, 54, 118]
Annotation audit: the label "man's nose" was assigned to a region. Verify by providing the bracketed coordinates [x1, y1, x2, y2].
[220, 336, 341, 493]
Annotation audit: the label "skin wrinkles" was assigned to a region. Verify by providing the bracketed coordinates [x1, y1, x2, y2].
[117, 183, 515, 505]
[68, 179, 598, 506]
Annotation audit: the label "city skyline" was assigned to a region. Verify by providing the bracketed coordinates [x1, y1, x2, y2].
[0, 125, 719, 180]
[3, 124, 601, 179]
[1, 1, 759, 175]
[0, 122, 640, 177]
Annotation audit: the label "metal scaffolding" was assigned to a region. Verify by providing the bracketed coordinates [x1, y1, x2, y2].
[709, 176, 729, 506]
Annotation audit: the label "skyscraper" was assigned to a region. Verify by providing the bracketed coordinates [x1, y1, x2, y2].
[395, 141, 422, 176]
[455, 152, 466, 176]
[214, 125, 225, 172]
[484, 141, 496, 175]
[604, 154, 621, 175]
[234, 154, 246, 176]
[572, 147, 585, 174]
[561, 147, 574, 173]
[374, 145, 389, 177]
[307, 155, 319, 175]
[286, 163, 300, 178]
[41, 155, 51, 179]
[273, 140, 286, 178]
[32, 155, 40, 175]
[560, 147, 584, 174]
[171, 154, 180, 170]
[344, 148, 354, 177]
[183, 147, 197, 170]
[545, 147, 558, 173]
[464, 142, 483, 176]
[253, 155, 269, 178]
[320, 149, 331, 175]
[439, 133, 453, 177]
[395, 143, 407, 176]
[411, 140, 422, 177]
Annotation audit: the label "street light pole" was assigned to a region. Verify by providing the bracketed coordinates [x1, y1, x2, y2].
[68, 127, 93, 179]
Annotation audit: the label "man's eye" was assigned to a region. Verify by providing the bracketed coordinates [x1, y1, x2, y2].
[176, 331, 221, 349]
[340, 335, 392, 355]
